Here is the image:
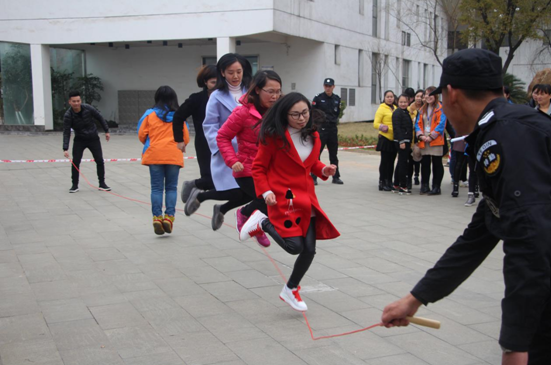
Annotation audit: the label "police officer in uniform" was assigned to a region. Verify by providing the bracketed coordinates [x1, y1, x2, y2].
[311, 78, 344, 185]
[381, 49, 551, 365]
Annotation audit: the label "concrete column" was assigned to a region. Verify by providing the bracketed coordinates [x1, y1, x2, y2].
[216, 37, 236, 60]
[30, 44, 53, 130]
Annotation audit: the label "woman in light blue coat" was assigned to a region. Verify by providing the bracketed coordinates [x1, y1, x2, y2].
[184, 53, 254, 230]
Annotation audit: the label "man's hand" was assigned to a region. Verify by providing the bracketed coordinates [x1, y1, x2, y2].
[323, 164, 337, 177]
[232, 162, 244, 173]
[177, 142, 186, 152]
[381, 293, 422, 328]
[502, 351, 528, 365]
[105, 133, 110, 142]
[265, 193, 277, 206]
[63, 151, 70, 158]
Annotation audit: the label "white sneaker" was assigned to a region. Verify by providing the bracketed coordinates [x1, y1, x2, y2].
[239, 210, 267, 241]
[279, 285, 307, 312]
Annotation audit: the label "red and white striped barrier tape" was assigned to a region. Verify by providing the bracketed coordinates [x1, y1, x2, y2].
[0, 146, 376, 163]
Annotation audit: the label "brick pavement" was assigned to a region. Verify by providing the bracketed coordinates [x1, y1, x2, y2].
[0, 133, 503, 365]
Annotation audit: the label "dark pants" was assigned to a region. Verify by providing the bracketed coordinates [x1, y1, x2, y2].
[197, 188, 251, 215]
[421, 155, 444, 188]
[526, 298, 551, 364]
[71, 137, 105, 185]
[195, 175, 215, 191]
[451, 150, 468, 183]
[396, 144, 411, 188]
[235, 177, 268, 217]
[379, 149, 397, 184]
[262, 217, 316, 289]
[319, 126, 340, 179]
[454, 154, 478, 193]
[407, 159, 420, 182]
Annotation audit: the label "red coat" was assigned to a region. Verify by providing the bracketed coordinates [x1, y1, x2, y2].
[252, 130, 340, 240]
[217, 100, 261, 178]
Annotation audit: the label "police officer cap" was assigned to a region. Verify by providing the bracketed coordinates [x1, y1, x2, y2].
[430, 49, 503, 96]
[324, 78, 335, 86]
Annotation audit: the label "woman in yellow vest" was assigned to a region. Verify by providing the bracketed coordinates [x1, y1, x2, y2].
[373, 90, 397, 191]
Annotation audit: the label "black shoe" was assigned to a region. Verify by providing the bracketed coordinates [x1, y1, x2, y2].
[414, 176, 420, 185]
[407, 180, 412, 190]
[98, 183, 111, 191]
[399, 187, 411, 195]
[452, 183, 459, 198]
[332, 178, 344, 185]
[391, 185, 400, 193]
[465, 194, 476, 206]
[428, 187, 441, 195]
[382, 180, 392, 192]
[420, 183, 430, 195]
[312, 176, 318, 186]
[69, 184, 79, 193]
[378, 180, 383, 191]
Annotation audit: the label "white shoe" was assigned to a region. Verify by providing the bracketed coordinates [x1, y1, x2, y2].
[239, 210, 267, 241]
[279, 285, 307, 312]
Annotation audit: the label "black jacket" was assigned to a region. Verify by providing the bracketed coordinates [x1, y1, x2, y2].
[411, 98, 551, 352]
[63, 104, 108, 151]
[391, 108, 412, 144]
[172, 89, 211, 178]
[312, 92, 341, 125]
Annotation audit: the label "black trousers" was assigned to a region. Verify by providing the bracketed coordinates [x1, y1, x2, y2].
[197, 188, 251, 215]
[421, 155, 444, 188]
[396, 144, 411, 188]
[262, 217, 316, 289]
[235, 177, 268, 217]
[319, 127, 340, 179]
[379, 149, 397, 184]
[195, 175, 215, 191]
[71, 137, 105, 185]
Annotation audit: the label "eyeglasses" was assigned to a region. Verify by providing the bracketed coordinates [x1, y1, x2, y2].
[288, 110, 310, 120]
[261, 89, 282, 96]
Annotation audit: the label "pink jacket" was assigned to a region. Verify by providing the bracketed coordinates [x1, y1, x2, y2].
[217, 98, 262, 178]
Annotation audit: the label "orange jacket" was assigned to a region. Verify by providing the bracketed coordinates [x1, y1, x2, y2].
[415, 102, 447, 148]
[138, 108, 190, 167]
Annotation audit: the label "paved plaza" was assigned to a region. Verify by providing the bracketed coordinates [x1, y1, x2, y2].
[0, 133, 504, 365]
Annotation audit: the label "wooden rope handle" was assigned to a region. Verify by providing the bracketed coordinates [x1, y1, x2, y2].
[406, 316, 441, 329]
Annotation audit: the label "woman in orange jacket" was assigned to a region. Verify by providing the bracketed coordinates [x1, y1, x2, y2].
[138, 86, 190, 235]
[415, 86, 447, 195]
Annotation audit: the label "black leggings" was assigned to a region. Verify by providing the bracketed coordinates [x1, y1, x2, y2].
[396, 144, 411, 188]
[197, 188, 251, 215]
[235, 177, 267, 217]
[421, 155, 444, 188]
[72, 137, 105, 185]
[195, 175, 215, 191]
[379, 150, 397, 183]
[262, 217, 316, 289]
[454, 153, 478, 192]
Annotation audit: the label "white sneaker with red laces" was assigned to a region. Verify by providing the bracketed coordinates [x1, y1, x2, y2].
[279, 285, 308, 312]
[239, 210, 267, 241]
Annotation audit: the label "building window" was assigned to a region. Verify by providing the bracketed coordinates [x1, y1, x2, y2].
[401, 31, 411, 46]
[203, 55, 258, 74]
[359, 0, 364, 15]
[372, 0, 378, 37]
[334, 45, 341, 65]
[349, 88, 356, 106]
[402, 60, 411, 89]
[371, 52, 379, 104]
[358, 49, 364, 86]
[341, 88, 348, 105]
[423, 63, 429, 88]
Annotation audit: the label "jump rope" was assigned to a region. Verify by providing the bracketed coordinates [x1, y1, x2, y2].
[69, 160, 440, 340]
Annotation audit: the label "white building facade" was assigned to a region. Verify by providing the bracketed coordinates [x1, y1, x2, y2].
[0, 0, 447, 130]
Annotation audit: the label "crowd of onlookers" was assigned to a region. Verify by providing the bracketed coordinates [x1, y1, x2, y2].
[373, 83, 551, 207]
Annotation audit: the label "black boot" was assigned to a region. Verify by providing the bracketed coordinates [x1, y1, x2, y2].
[428, 186, 441, 195]
[414, 175, 420, 185]
[382, 180, 392, 192]
[420, 183, 430, 195]
[452, 183, 459, 197]
[378, 180, 384, 191]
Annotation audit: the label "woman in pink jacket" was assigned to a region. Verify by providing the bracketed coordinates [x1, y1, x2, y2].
[217, 71, 282, 247]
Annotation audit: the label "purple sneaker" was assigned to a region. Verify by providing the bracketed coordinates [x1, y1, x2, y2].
[255, 233, 271, 248]
[235, 208, 247, 234]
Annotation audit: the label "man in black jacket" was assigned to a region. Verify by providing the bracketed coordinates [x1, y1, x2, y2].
[381, 49, 551, 365]
[63, 91, 111, 193]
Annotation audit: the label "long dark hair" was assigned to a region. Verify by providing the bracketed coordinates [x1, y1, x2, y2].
[259, 92, 317, 150]
[215, 53, 253, 92]
[196, 65, 217, 89]
[245, 70, 282, 114]
[153, 86, 179, 119]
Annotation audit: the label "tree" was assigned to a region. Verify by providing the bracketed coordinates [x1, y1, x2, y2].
[503, 72, 528, 103]
[74, 73, 104, 106]
[1, 44, 33, 124]
[459, 0, 551, 74]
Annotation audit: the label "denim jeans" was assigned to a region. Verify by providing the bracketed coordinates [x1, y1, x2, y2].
[149, 164, 180, 217]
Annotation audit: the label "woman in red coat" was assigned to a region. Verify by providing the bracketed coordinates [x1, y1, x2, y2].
[239, 92, 340, 312]
[217, 71, 282, 247]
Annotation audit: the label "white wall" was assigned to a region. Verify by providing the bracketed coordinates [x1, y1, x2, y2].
[500, 39, 551, 91]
